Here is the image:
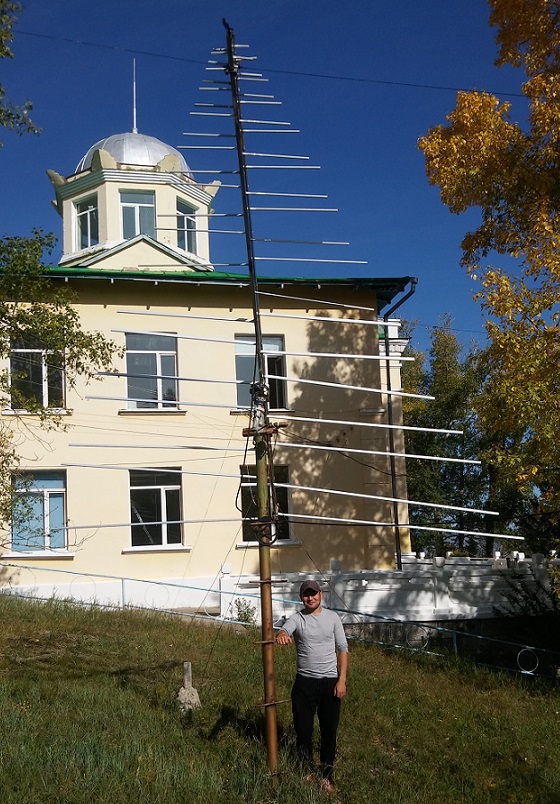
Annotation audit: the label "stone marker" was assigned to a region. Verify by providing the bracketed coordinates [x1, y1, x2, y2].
[177, 661, 201, 712]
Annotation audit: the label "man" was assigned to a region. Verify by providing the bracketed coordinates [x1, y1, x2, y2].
[276, 579, 349, 794]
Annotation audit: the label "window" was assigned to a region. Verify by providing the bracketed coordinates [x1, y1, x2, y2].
[125, 333, 178, 409]
[11, 472, 66, 552]
[177, 198, 197, 253]
[75, 195, 98, 250]
[234, 335, 287, 409]
[129, 468, 182, 547]
[10, 336, 65, 409]
[120, 190, 155, 239]
[240, 464, 290, 542]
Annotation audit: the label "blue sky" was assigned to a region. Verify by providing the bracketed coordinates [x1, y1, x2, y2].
[0, 0, 525, 352]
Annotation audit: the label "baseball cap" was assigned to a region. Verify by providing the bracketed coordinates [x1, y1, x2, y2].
[299, 579, 321, 596]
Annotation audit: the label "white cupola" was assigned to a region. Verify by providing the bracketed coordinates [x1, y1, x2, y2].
[48, 130, 220, 271]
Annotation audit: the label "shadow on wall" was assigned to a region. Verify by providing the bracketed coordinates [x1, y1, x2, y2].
[271, 303, 408, 573]
[327, 560, 551, 627]
[0, 561, 20, 591]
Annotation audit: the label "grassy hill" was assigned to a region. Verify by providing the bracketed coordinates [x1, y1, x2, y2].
[0, 595, 558, 803]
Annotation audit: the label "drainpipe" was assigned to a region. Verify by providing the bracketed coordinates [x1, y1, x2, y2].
[382, 278, 418, 570]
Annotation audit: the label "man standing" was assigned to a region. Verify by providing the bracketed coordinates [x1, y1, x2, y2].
[276, 579, 349, 794]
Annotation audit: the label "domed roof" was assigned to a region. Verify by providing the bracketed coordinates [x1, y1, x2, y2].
[75, 131, 191, 175]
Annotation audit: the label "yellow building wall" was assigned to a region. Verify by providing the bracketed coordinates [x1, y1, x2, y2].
[0, 278, 410, 591]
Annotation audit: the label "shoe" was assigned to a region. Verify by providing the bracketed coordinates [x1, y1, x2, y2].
[304, 772, 316, 784]
[320, 778, 336, 794]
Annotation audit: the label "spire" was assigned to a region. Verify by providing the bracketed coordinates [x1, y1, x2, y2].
[132, 59, 138, 134]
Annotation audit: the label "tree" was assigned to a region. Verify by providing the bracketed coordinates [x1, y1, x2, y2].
[402, 318, 488, 555]
[0, 7, 118, 542]
[418, 0, 560, 535]
[0, 1, 38, 142]
[0, 231, 117, 529]
[401, 317, 543, 556]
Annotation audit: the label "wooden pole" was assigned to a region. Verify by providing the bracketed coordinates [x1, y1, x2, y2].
[255, 435, 279, 773]
[223, 19, 279, 778]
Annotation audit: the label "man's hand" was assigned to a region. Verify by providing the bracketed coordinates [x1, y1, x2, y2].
[335, 650, 348, 698]
[275, 630, 293, 646]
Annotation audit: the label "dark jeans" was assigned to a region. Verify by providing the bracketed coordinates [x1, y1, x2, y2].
[291, 673, 341, 781]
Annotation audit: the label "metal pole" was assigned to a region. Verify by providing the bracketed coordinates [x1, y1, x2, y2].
[224, 19, 279, 778]
[382, 279, 417, 571]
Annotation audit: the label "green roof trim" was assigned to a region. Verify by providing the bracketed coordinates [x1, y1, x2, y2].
[43, 264, 415, 309]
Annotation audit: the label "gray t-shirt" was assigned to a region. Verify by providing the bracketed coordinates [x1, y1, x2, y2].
[281, 607, 348, 678]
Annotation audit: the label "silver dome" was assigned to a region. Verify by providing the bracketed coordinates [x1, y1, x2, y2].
[76, 131, 191, 174]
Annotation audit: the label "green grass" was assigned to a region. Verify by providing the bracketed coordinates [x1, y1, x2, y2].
[0, 596, 559, 803]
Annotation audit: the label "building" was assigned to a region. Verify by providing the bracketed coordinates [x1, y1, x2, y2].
[0, 129, 414, 611]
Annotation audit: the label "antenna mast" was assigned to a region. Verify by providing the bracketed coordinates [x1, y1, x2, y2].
[223, 19, 279, 778]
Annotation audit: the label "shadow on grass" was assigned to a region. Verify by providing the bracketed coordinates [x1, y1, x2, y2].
[5, 640, 183, 682]
[206, 703, 290, 748]
[3, 636, 187, 710]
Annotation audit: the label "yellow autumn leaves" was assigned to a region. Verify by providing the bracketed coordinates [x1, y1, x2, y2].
[418, 1, 560, 513]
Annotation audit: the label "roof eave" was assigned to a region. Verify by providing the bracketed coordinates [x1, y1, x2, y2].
[43, 264, 416, 309]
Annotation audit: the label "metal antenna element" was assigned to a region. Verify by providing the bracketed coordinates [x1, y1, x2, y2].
[132, 59, 138, 134]
[223, 18, 279, 779]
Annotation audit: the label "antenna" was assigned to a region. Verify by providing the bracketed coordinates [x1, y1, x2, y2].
[223, 20, 280, 780]
[132, 58, 138, 134]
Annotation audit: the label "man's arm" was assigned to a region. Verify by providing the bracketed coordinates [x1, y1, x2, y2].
[276, 615, 297, 645]
[275, 629, 293, 646]
[334, 650, 348, 698]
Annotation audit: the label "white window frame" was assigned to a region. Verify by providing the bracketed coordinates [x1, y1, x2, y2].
[176, 198, 197, 254]
[10, 338, 65, 410]
[125, 333, 178, 410]
[129, 468, 182, 548]
[11, 472, 67, 552]
[234, 335, 287, 410]
[75, 194, 99, 251]
[120, 190, 156, 239]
